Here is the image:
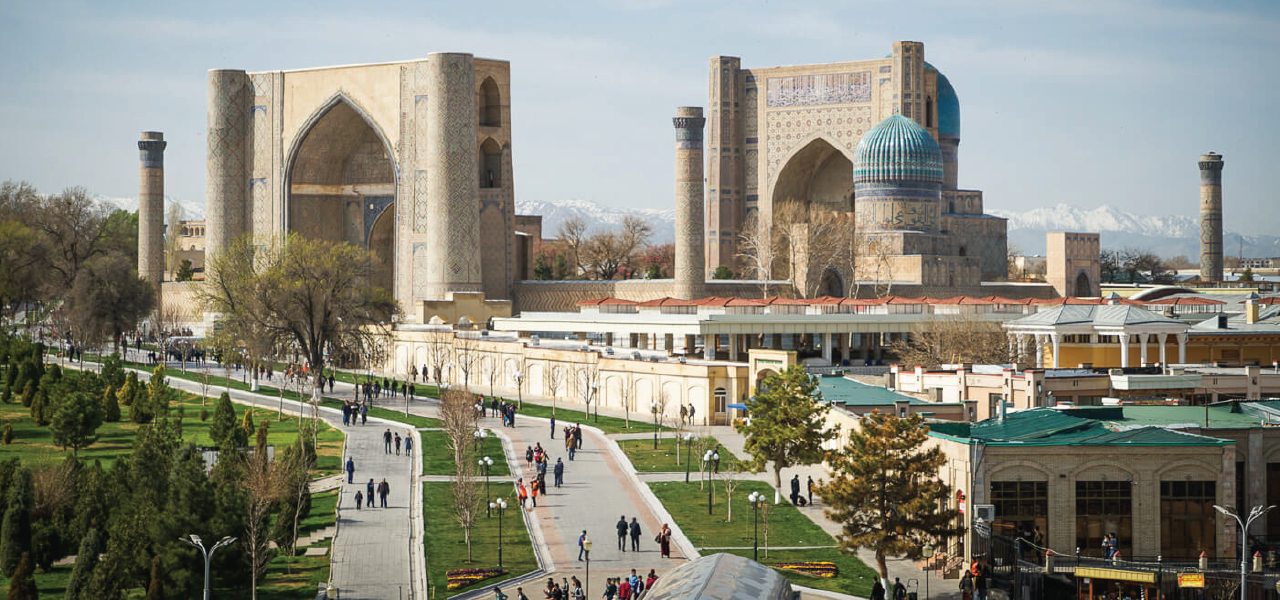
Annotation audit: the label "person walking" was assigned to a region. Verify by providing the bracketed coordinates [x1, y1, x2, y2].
[617, 578, 631, 600]
[394, 432, 402, 456]
[807, 476, 815, 505]
[516, 479, 528, 508]
[790, 474, 801, 505]
[526, 446, 534, 468]
[367, 478, 376, 509]
[354, 489, 363, 510]
[629, 517, 641, 551]
[550, 414, 556, 439]
[892, 578, 906, 600]
[679, 404, 687, 425]
[687, 403, 696, 425]
[360, 402, 368, 425]
[384, 428, 393, 454]
[377, 478, 390, 508]
[616, 515, 628, 551]
[644, 570, 657, 591]
[346, 457, 355, 484]
[341, 402, 350, 426]
[404, 434, 413, 457]
[553, 458, 564, 487]
[529, 479, 539, 507]
[959, 571, 974, 600]
[870, 579, 886, 600]
[492, 586, 508, 600]
[603, 578, 617, 600]
[328, 374, 335, 393]
[659, 524, 673, 557]
[577, 530, 588, 561]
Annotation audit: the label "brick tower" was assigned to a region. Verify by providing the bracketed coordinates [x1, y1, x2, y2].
[137, 131, 167, 307]
[1198, 152, 1224, 282]
[673, 106, 707, 300]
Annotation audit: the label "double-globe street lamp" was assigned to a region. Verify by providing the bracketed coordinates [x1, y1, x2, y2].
[479, 456, 494, 516]
[703, 448, 719, 515]
[650, 401, 661, 449]
[748, 491, 764, 561]
[1214, 503, 1275, 600]
[683, 433, 697, 483]
[179, 534, 236, 600]
[583, 535, 593, 598]
[490, 497, 508, 568]
[512, 371, 524, 409]
[473, 428, 488, 452]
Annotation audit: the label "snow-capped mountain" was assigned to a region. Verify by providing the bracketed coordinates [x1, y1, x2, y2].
[988, 203, 1280, 258]
[516, 198, 676, 243]
[96, 195, 206, 221]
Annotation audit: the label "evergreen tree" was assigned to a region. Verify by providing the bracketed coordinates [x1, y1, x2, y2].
[69, 462, 108, 548]
[241, 409, 256, 445]
[712, 265, 735, 279]
[815, 411, 963, 586]
[209, 392, 239, 449]
[64, 528, 101, 600]
[175, 259, 195, 282]
[144, 555, 164, 600]
[128, 380, 153, 424]
[85, 545, 126, 600]
[1, 425, 10, 445]
[146, 365, 172, 420]
[0, 459, 19, 518]
[0, 467, 33, 576]
[118, 373, 138, 407]
[50, 391, 104, 455]
[19, 381, 33, 409]
[101, 385, 120, 422]
[28, 389, 45, 426]
[532, 254, 553, 280]
[6, 552, 37, 600]
[30, 522, 60, 572]
[255, 420, 269, 450]
[740, 365, 837, 487]
[100, 353, 125, 390]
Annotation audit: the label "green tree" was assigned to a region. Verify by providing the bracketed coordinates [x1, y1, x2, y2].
[6, 552, 37, 600]
[644, 262, 664, 279]
[175, 259, 195, 282]
[64, 528, 101, 600]
[209, 392, 241, 449]
[144, 555, 164, 600]
[50, 391, 104, 455]
[85, 547, 125, 600]
[62, 253, 155, 354]
[553, 253, 570, 280]
[19, 381, 33, 409]
[712, 265, 735, 279]
[1, 425, 11, 445]
[814, 411, 962, 586]
[740, 366, 837, 488]
[30, 522, 59, 572]
[101, 385, 120, 423]
[100, 353, 125, 390]
[117, 373, 138, 407]
[0, 467, 33, 576]
[242, 409, 256, 444]
[28, 389, 47, 426]
[1240, 267, 1255, 282]
[200, 234, 397, 391]
[532, 254, 553, 280]
[146, 365, 174, 420]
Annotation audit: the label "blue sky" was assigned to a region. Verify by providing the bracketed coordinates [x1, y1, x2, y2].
[1, 0, 1277, 234]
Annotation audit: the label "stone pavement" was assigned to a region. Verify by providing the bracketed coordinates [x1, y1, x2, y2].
[105, 358, 422, 600]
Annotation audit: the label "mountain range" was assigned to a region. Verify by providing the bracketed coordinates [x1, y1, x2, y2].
[98, 193, 1278, 260]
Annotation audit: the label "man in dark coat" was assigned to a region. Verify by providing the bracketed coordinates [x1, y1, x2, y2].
[628, 517, 641, 551]
[378, 478, 390, 508]
[553, 458, 564, 487]
[790, 474, 802, 505]
[616, 516, 628, 551]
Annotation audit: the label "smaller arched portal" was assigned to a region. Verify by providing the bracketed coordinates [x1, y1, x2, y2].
[1075, 272, 1093, 297]
[478, 77, 501, 127]
[819, 268, 844, 297]
[479, 138, 502, 189]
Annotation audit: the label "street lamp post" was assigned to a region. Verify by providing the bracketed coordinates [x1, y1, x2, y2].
[513, 372, 523, 409]
[651, 401, 660, 450]
[473, 428, 488, 452]
[490, 498, 508, 568]
[480, 456, 494, 516]
[590, 382, 600, 423]
[703, 449, 718, 515]
[583, 536, 593, 597]
[748, 491, 763, 561]
[684, 434, 696, 483]
[179, 534, 236, 600]
[1214, 503, 1275, 600]
[921, 545, 934, 599]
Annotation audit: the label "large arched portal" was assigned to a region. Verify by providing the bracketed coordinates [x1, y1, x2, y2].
[287, 98, 396, 292]
[771, 137, 854, 214]
[1075, 272, 1093, 297]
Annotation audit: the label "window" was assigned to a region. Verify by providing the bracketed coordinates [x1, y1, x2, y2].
[478, 77, 501, 127]
[926, 97, 933, 127]
[1160, 481, 1216, 559]
[479, 138, 502, 188]
[1076, 481, 1133, 558]
[991, 481, 1047, 541]
[714, 388, 727, 414]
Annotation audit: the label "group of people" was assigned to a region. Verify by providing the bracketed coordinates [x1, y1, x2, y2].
[340, 400, 369, 426]
[357, 376, 416, 403]
[788, 474, 816, 507]
[600, 569, 658, 599]
[384, 427, 413, 456]
[488, 396, 519, 427]
[870, 577, 913, 600]
[611, 516, 673, 558]
[557, 420, 584, 459]
[491, 570, 659, 600]
[353, 477, 392, 510]
[677, 403, 697, 426]
[958, 560, 991, 600]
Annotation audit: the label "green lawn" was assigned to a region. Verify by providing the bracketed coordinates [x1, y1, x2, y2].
[420, 430, 510, 476]
[299, 489, 339, 538]
[616, 436, 740, 472]
[256, 544, 332, 599]
[722, 548, 877, 598]
[648, 480, 830, 549]
[315, 396, 442, 428]
[0, 564, 71, 600]
[422, 481, 538, 598]
[512, 402, 672, 434]
[0, 387, 344, 476]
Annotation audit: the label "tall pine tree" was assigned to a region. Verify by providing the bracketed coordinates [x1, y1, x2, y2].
[740, 365, 836, 488]
[0, 467, 33, 576]
[209, 392, 242, 449]
[64, 527, 102, 600]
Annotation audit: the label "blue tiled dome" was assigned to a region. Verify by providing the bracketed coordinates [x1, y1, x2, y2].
[853, 115, 944, 184]
[935, 72, 960, 140]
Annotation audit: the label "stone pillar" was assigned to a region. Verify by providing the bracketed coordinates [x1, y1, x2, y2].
[821, 332, 833, 363]
[137, 131, 167, 309]
[1034, 334, 1045, 367]
[1139, 333, 1149, 365]
[1050, 333, 1061, 368]
[1158, 333, 1168, 365]
[1177, 333, 1188, 363]
[673, 107, 707, 300]
[425, 53, 482, 299]
[205, 69, 251, 263]
[1199, 153, 1224, 282]
[1119, 334, 1130, 368]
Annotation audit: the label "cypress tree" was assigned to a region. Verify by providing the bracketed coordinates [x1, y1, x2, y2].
[6, 552, 37, 600]
[102, 386, 120, 423]
[210, 393, 238, 449]
[255, 419, 269, 450]
[28, 390, 45, 426]
[241, 409, 255, 443]
[64, 528, 101, 600]
[118, 373, 138, 407]
[1, 425, 11, 445]
[19, 381, 33, 409]
[0, 467, 34, 576]
[144, 555, 164, 600]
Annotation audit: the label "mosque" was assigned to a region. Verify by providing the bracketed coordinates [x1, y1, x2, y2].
[142, 42, 1089, 330]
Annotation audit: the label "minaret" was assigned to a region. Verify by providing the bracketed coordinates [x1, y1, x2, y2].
[137, 131, 166, 307]
[205, 69, 250, 263]
[424, 52, 482, 299]
[1198, 152, 1224, 282]
[673, 106, 707, 300]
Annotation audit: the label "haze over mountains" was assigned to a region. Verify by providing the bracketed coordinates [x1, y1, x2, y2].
[97, 193, 1279, 260]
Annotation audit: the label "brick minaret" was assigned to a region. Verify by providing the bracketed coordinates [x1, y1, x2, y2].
[205, 69, 250, 263]
[1198, 152, 1224, 282]
[424, 52, 482, 299]
[138, 131, 166, 307]
[673, 107, 707, 300]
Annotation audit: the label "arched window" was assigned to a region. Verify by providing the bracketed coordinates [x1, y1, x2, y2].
[926, 96, 933, 128]
[478, 77, 501, 127]
[479, 138, 502, 188]
[958, 246, 967, 257]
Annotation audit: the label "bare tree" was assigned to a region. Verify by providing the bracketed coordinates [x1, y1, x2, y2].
[556, 216, 588, 278]
[719, 460, 742, 522]
[649, 390, 669, 450]
[736, 211, 778, 297]
[243, 434, 278, 600]
[451, 443, 483, 562]
[440, 389, 483, 560]
[422, 328, 453, 390]
[889, 313, 1026, 366]
[546, 366, 568, 416]
[278, 435, 314, 573]
[484, 355, 502, 401]
[618, 376, 634, 429]
[455, 334, 480, 390]
[576, 366, 601, 421]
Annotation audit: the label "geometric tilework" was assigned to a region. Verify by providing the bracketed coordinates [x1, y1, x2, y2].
[206, 70, 250, 259]
[765, 105, 871, 181]
[423, 53, 481, 296]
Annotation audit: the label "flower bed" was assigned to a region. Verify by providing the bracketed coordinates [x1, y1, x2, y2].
[775, 561, 838, 578]
[446, 567, 508, 590]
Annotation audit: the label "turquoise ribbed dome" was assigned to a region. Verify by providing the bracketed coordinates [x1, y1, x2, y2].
[853, 115, 944, 184]
[935, 72, 960, 140]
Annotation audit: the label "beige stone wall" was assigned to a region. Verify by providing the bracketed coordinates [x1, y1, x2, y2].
[1047, 232, 1100, 297]
[159, 281, 205, 322]
[510, 280, 791, 313]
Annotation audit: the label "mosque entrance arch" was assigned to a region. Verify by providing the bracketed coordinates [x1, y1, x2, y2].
[771, 137, 854, 214]
[285, 96, 397, 292]
[819, 268, 844, 297]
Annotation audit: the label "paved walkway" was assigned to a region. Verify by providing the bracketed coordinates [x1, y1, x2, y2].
[104, 357, 421, 600]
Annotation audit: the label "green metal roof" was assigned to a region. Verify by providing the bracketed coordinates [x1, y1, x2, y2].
[1063, 405, 1264, 429]
[818, 376, 932, 407]
[929, 408, 1231, 447]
